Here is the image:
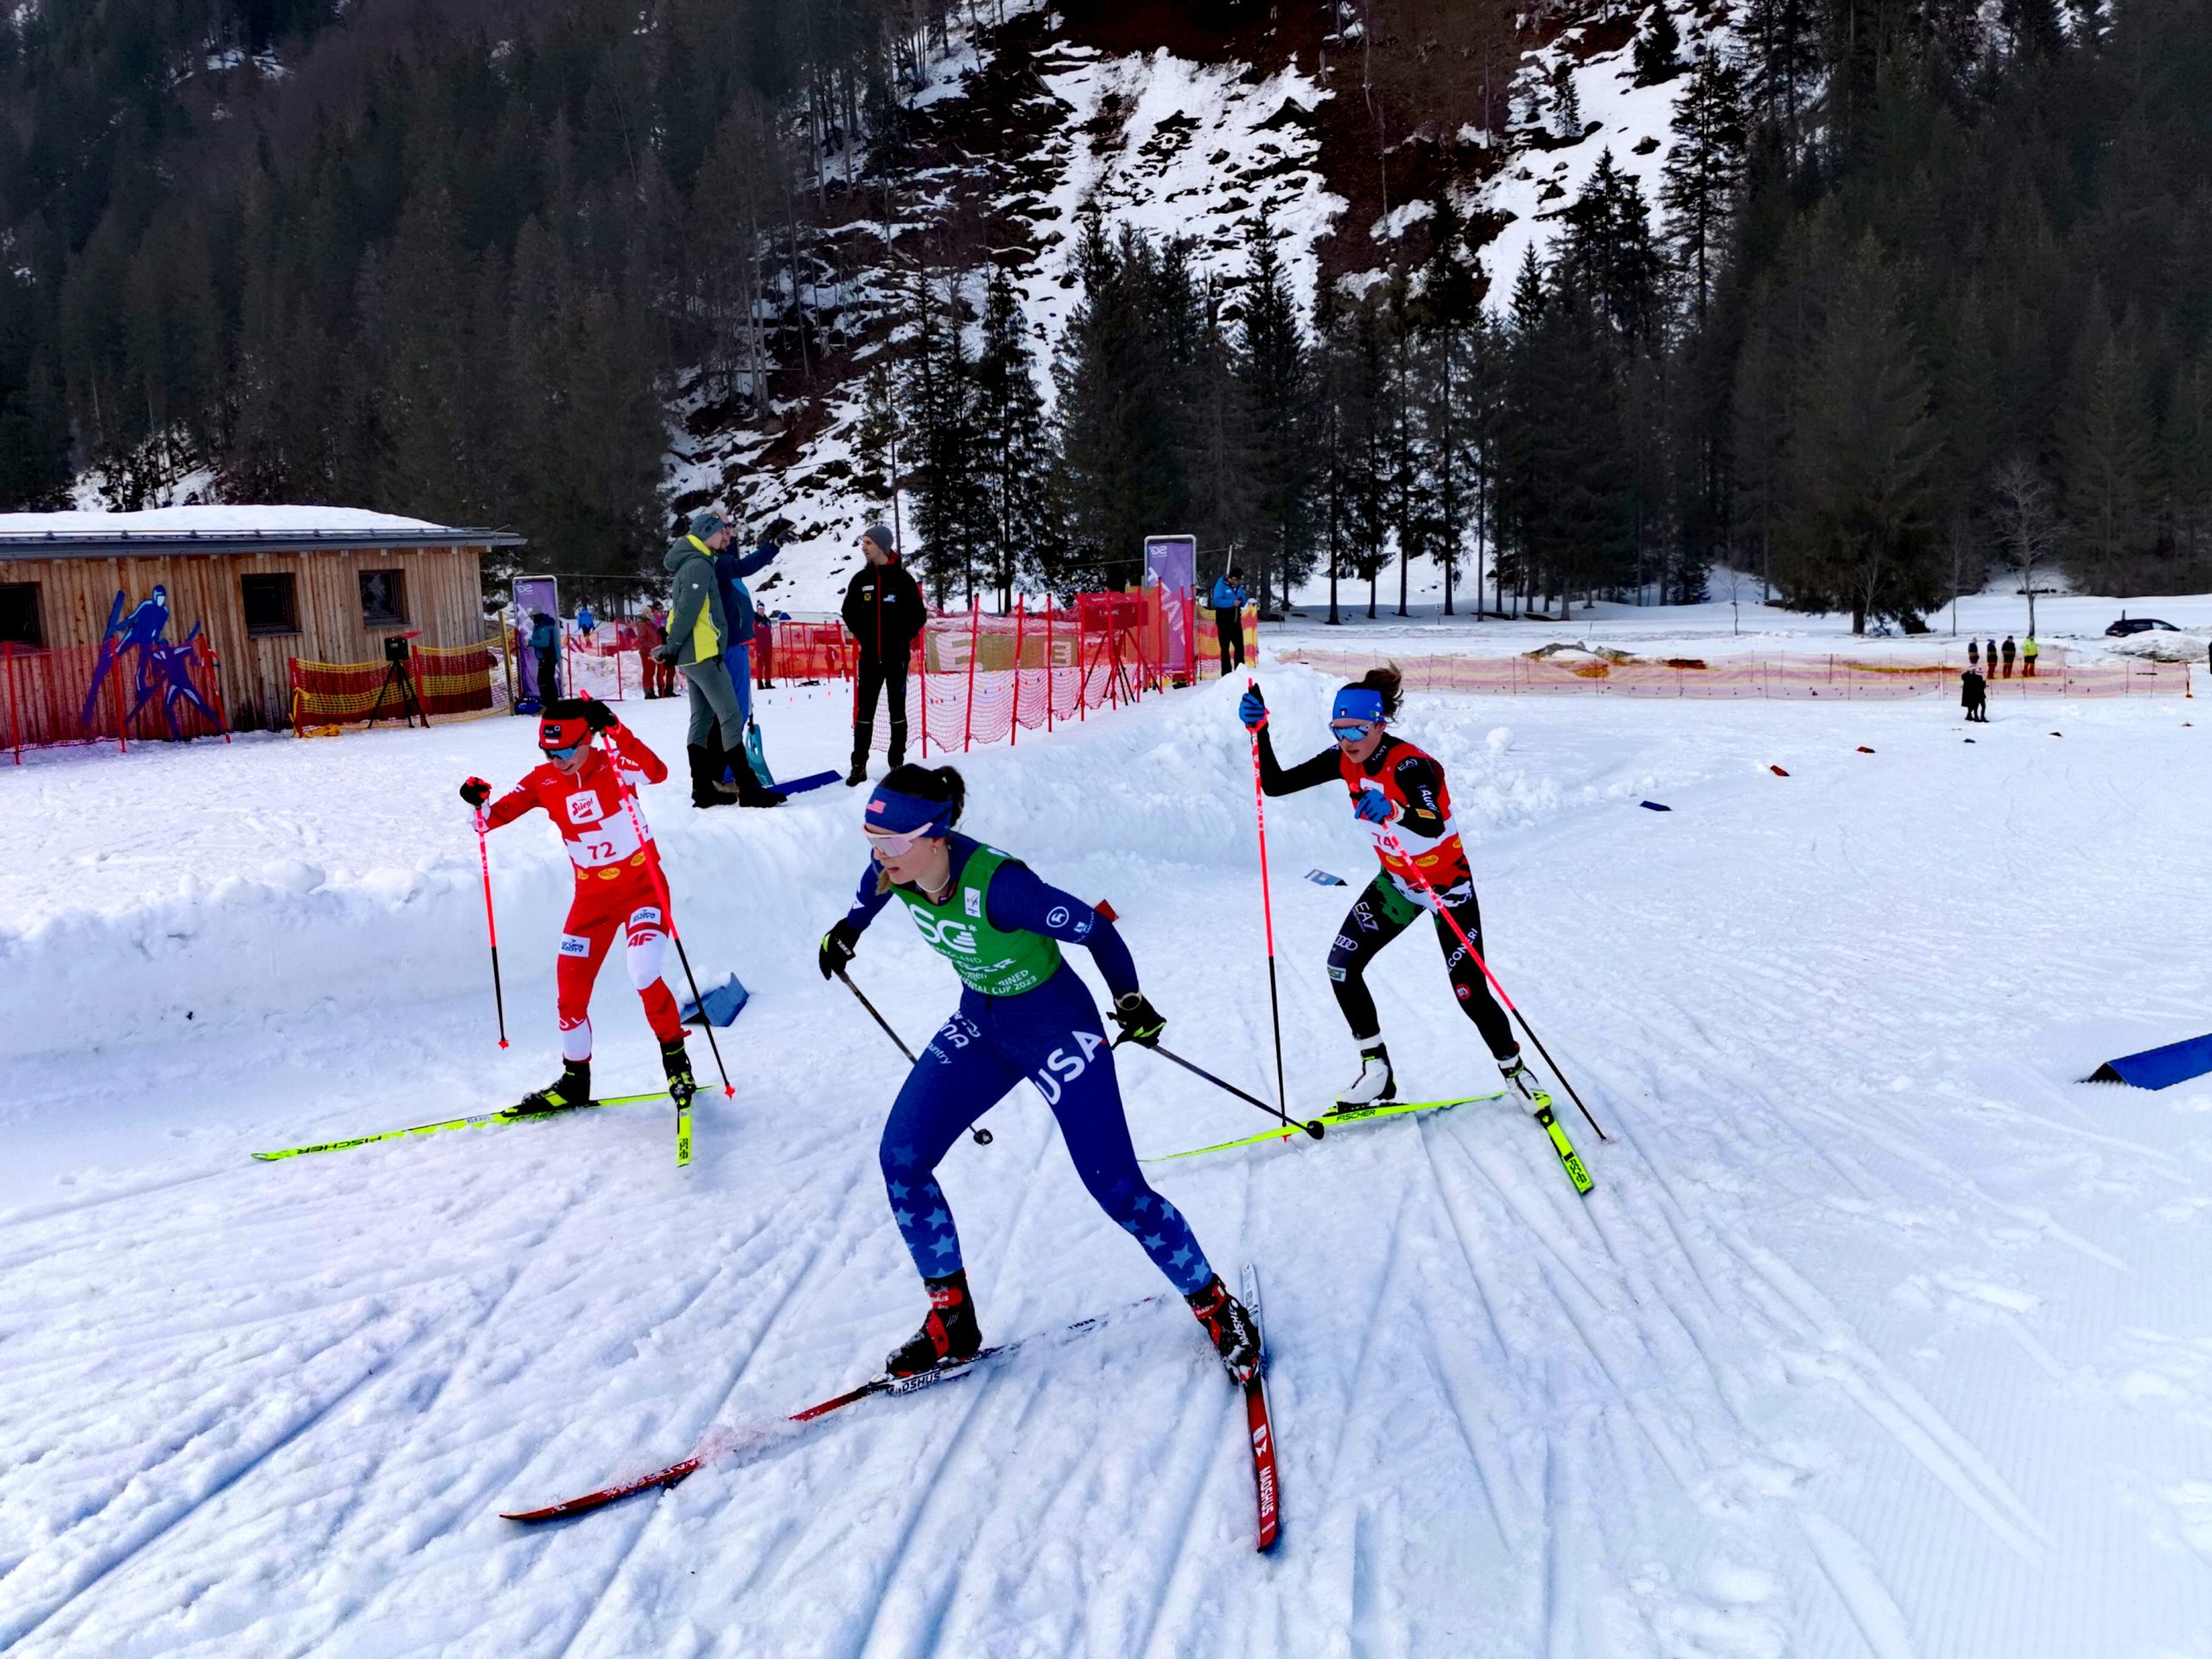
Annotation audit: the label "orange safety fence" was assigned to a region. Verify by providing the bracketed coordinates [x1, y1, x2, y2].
[1270, 645, 2191, 699]
[289, 637, 508, 730]
[4, 636, 232, 762]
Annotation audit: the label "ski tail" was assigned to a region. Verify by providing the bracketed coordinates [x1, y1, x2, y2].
[1240, 1262, 1281, 1553]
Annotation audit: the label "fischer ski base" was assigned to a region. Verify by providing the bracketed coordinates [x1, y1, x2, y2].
[251, 1090, 670, 1162]
[1526, 1090, 1593, 1196]
[1241, 1263, 1281, 1552]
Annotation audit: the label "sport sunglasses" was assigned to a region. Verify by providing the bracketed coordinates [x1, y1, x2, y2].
[1330, 720, 1377, 742]
[864, 825, 938, 857]
[544, 741, 586, 762]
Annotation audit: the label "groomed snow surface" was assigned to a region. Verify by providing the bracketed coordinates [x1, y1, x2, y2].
[5, 656, 2212, 1656]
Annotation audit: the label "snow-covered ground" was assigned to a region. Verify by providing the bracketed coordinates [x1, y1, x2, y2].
[6, 661, 2212, 1655]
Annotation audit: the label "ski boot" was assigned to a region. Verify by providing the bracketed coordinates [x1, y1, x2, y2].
[1334, 1042, 1396, 1109]
[513, 1058, 590, 1116]
[1497, 1050, 1546, 1116]
[733, 768, 786, 809]
[660, 1036, 698, 1106]
[1186, 1274, 1262, 1384]
[887, 1270, 983, 1377]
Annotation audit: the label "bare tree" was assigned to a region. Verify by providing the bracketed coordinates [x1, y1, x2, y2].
[1988, 454, 2064, 636]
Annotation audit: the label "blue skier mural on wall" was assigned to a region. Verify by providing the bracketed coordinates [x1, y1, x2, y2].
[79, 585, 220, 739]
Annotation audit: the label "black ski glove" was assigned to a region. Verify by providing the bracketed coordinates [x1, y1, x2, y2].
[818, 918, 861, 980]
[460, 777, 491, 809]
[1111, 991, 1166, 1047]
[581, 696, 617, 734]
[653, 642, 679, 665]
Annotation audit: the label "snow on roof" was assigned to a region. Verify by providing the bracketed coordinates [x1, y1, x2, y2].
[0, 505, 450, 538]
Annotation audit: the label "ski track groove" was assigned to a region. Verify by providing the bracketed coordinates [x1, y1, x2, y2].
[1123, 1372, 1242, 1659]
[1797, 1511, 1922, 1659]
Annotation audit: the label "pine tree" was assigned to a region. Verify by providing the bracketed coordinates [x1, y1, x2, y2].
[1236, 203, 1316, 613]
[1738, 0, 1820, 137]
[1548, 61, 1584, 143]
[1633, 2, 1685, 86]
[1776, 235, 1941, 632]
[902, 264, 982, 604]
[971, 264, 1060, 608]
[1185, 275, 1255, 591]
[1659, 52, 1749, 321]
[2059, 316, 2160, 588]
[2163, 352, 2212, 569]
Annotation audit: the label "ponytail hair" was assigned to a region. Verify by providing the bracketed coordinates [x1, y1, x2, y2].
[1354, 664, 1403, 718]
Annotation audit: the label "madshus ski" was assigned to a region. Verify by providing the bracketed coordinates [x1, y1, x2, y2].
[504, 1267, 1286, 1552]
[251, 1090, 669, 1162]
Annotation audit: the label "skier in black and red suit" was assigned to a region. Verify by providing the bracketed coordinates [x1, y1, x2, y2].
[460, 697, 697, 1112]
[1238, 664, 1530, 1109]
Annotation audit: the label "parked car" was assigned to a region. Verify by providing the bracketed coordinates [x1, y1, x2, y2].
[2105, 616, 2179, 636]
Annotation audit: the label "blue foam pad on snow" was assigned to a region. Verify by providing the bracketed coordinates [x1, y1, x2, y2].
[681, 974, 749, 1028]
[772, 769, 842, 796]
[1305, 868, 1345, 886]
[2087, 1031, 2212, 1090]
[1641, 800, 1671, 811]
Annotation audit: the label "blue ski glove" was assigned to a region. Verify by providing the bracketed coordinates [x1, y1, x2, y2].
[1237, 687, 1268, 732]
[1353, 788, 1395, 824]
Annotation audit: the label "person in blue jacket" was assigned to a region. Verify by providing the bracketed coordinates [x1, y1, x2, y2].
[528, 611, 560, 703]
[817, 764, 1262, 1383]
[575, 602, 597, 639]
[1211, 564, 1248, 674]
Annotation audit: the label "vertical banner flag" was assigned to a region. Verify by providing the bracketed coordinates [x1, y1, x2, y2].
[512, 576, 561, 703]
[1142, 534, 1197, 681]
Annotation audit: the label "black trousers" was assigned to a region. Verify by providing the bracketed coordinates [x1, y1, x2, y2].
[854, 652, 909, 762]
[1217, 607, 1243, 674]
[1325, 874, 1516, 1060]
[535, 649, 559, 701]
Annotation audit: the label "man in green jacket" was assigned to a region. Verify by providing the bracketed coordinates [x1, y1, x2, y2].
[658, 509, 747, 808]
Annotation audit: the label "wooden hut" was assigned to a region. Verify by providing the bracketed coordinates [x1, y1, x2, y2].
[0, 507, 524, 732]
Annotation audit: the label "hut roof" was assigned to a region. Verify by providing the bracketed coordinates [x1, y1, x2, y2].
[0, 506, 525, 560]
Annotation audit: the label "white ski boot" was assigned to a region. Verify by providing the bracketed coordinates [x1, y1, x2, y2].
[1497, 1050, 1547, 1116]
[1336, 1044, 1396, 1108]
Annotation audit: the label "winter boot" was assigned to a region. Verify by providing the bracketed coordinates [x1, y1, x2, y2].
[514, 1058, 590, 1116]
[886, 1270, 983, 1377]
[1497, 1050, 1545, 1115]
[885, 725, 907, 772]
[847, 720, 874, 786]
[1334, 1042, 1396, 1108]
[1186, 1274, 1262, 1384]
[686, 744, 732, 809]
[732, 767, 786, 809]
[660, 1036, 697, 1105]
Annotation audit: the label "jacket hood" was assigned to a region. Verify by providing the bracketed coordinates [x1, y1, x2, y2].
[664, 537, 703, 574]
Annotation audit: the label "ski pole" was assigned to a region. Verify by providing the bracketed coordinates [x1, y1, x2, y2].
[474, 810, 509, 1049]
[836, 969, 990, 1146]
[1245, 680, 1290, 1118]
[614, 772, 734, 1099]
[1090, 898, 1320, 1139]
[1118, 1035, 1324, 1139]
[1376, 828, 1611, 1142]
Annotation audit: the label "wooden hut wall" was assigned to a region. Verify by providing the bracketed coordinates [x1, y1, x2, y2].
[0, 544, 487, 729]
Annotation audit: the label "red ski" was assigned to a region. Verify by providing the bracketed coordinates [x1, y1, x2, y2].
[501, 1300, 1151, 1523]
[1241, 1262, 1281, 1552]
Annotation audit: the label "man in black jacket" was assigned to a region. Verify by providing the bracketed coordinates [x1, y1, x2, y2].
[842, 524, 926, 785]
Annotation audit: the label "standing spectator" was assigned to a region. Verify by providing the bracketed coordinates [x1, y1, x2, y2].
[575, 601, 597, 641]
[1967, 637, 1980, 672]
[649, 607, 676, 697]
[634, 607, 665, 698]
[1211, 564, 1249, 675]
[656, 510, 756, 810]
[842, 524, 927, 786]
[754, 601, 776, 688]
[2000, 634, 2017, 677]
[710, 524, 785, 806]
[1961, 668, 1987, 722]
[529, 610, 561, 706]
[2022, 634, 2039, 677]
[1986, 638, 1999, 677]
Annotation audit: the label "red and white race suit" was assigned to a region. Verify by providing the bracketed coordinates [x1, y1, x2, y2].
[1337, 734, 1474, 907]
[483, 727, 684, 1058]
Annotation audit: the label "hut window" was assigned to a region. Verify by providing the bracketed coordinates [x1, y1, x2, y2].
[0, 582, 41, 647]
[241, 573, 299, 636]
[359, 569, 408, 626]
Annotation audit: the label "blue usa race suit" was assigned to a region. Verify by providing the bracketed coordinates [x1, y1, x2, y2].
[844, 834, 1215, 1296]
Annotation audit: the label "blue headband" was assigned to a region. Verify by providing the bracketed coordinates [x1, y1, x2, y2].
[865, 785, 953, 839]
[1332, 687, 1386, 725]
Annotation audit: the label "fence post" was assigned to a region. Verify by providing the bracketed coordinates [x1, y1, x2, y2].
[1046, 600, 1056, 733]
[962, 597, 980, 753]
[917, 625, 928, 758]
[1009, 594, 1026, 746]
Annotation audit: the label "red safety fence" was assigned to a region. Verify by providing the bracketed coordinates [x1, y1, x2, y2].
[753, 594, 1259, 755]
[289, 637, 507, 732]
[4, 637, 231, 763]
[1270, 645, 2192, 699]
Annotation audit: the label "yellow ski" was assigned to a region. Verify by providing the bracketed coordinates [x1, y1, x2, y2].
[1145, 1094, 1506, 1162]
[252, 1090, 670, 1162]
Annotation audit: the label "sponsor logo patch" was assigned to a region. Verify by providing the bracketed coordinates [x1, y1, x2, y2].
[1046, 906, 1071, 929]
[566, 791, 599, 824]
[559, 934, 591, 957]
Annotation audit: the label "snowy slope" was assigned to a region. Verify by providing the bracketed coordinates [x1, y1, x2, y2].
[7, 664, 2212, 1653]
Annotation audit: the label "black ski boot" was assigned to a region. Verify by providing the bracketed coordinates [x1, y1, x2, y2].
[514, 1058, 590, 1116]
[886, 1270, 983, 1376]
[733, 767, 786, 809]
[1186, 1274, 1262, 1383]
[660, 1036, 697, 1105]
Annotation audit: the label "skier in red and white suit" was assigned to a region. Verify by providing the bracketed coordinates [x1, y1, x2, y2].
[461, 697, 696, 1112]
